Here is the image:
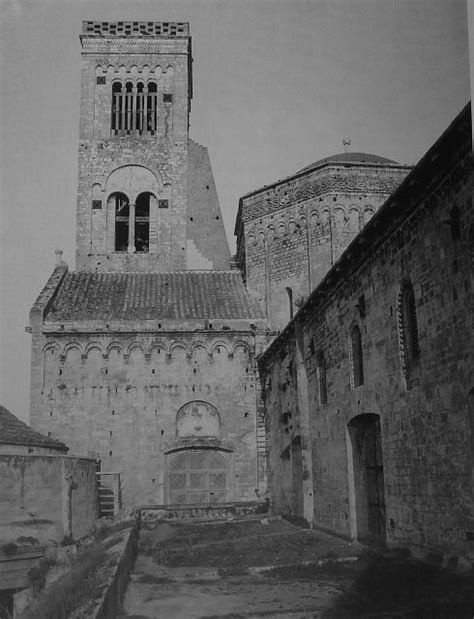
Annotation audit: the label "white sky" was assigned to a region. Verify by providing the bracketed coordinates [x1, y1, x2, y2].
[0, 0, 469, 422]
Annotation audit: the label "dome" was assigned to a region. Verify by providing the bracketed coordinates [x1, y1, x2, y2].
[297, 152, 398, 174]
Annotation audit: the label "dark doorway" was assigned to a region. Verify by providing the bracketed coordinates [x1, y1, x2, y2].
[347, 414, 386, 544]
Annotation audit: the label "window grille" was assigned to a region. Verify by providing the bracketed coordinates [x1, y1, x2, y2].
[111, 80, 158, 136]
[350, 325, 364, 387]
[316, 351, 327, 405]
[397, 280, 420, 381]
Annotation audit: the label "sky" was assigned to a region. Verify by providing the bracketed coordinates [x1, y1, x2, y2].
[0, 0, 469, 422]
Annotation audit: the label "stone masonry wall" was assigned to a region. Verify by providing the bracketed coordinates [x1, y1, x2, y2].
[0, 454, 98, 544]
[261, 134, 474, 565]
[76, 44, 190, 272]
[187, 140, 231, 270]
[239, 165, 409, 329]
[31, 331, 267, 508]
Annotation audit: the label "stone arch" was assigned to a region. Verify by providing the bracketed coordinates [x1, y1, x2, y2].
[247, 232, 256, 245]
[362, 206, 375, 225]
[106, 342, 125, 357]
[211, 340, 230, 356]
[64, 342, 83, 358]
[348, 207, 361, 234]
[267, 225, 276, 241]
[176, 400, 221, 440]
[297, 214, 307, 229]
[43, 341, 61, 356]
[288, 219, 296, 234]
[168, 342, 188, 359]
[278, 221, 286, 237]
[232, 340, 252, 357]
[127, 342, 146, 357]
[84, 343, 103, 358]
[105, 165, 161, 205]
[149, 342, 166, 357]
[310, 211, 320, 229]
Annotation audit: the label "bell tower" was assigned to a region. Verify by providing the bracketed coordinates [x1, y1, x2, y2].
[76, 21, 193, 272]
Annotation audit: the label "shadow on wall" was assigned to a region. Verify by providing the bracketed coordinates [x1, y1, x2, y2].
[320, 551, 474, 618]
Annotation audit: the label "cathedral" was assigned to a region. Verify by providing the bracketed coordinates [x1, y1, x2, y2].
[29, 21, 410, 509]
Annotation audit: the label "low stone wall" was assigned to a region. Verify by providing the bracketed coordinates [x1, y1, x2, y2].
[140, 500, 268, 523]
[0, 453, 99, 544]
[71, 523, 139, 619]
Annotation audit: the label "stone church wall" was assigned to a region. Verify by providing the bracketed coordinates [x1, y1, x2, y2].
[260, 110, 474, 568]
[31, 332, 267, 508]
[238, 165, 409, 329]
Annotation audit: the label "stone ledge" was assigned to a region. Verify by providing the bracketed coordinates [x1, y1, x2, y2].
[70, 523, 139, 619]
[140, 500, 268, 523]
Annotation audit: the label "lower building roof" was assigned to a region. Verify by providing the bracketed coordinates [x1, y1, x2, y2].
[0, 405, 69, 452]
[44, 270, 265, 322]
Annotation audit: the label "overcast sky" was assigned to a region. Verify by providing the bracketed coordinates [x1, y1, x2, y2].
[0, 0, 469, 422]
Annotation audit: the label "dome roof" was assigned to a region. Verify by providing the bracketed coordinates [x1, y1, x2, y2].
[297, 152, 398, 174]
[0, 405, 68, 452]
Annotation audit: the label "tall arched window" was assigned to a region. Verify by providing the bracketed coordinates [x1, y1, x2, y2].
[350, 324, 364, 388]
[125, 81, 133, 134]
[136, 82, 144, 133]
[113, 192, 129, 251]
[316, 351, 327, 405]
[135, 192, 151, 252]
[111, 82, 122, 134]
[397, 279, 420, 383]
[147, 82, 157, 133]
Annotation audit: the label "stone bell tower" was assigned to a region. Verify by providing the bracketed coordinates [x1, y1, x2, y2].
[76, 21, 230, 272]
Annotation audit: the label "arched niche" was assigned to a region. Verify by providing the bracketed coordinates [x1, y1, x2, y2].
[105, 165, 161, 204]
[176, 401, 220, 440]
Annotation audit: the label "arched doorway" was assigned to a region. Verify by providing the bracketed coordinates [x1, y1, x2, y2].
[347, 413, 386, 544]
[167, 449, 228, 505]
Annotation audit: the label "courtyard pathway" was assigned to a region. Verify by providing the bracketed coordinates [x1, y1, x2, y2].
[122, 516, 473, 618]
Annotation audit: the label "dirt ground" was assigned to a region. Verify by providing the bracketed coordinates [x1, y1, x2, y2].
[122, 517, 474, 618]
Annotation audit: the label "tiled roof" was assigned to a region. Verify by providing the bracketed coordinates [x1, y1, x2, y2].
[0, 405, 68, 451]
[46, 271, 265, 322]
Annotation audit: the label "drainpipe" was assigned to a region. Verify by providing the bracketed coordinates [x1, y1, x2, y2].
[63, 466, 77, 540]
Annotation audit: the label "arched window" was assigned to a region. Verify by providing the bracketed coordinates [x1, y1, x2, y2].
[125, 81, 133, 134]
[136, 82, 144, 133]
[397, 280, 420, 382]
[135, 192, 151, 252]
[111, 82, 122, 134]
[316, 351, 327, 405]
[147, 82, 157, 133]
[110, 80, 158, 136]
[113, 192, 129, 251]
[349, 324, 364, 388]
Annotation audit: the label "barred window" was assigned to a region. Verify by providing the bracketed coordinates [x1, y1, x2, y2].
[350, 324, 364, 387]
[398, 280, 420, 381]
[111, 80, 158, 136]
[316, 351, 327, 405]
